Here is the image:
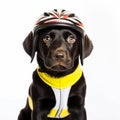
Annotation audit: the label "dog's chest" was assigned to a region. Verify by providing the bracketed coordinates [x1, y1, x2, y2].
[28, 65, 82, 118]
[36, 65, 82, 118]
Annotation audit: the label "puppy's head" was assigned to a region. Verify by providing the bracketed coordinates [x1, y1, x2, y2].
[23, 9, 93, 72]
[36, 28, 82, 72]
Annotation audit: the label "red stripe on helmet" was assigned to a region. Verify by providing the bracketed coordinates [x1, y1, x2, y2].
[77, 22, 84, 27]
[62, 16, 69, 19]
[45, 19, 59, 24]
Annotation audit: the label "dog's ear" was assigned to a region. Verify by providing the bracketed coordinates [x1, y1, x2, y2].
[23, 31, 36, 62]
[80, 34, 93, 65]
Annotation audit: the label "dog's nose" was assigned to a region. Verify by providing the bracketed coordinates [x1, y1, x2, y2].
[54, 50, 66, 60]
[55, 53, 64, 59]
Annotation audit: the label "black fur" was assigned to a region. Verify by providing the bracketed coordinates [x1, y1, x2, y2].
[18, 27, 93, 120]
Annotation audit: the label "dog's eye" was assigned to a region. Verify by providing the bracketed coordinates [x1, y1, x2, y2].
[67, 35, 76, 44]
[43, 35, 52, 43]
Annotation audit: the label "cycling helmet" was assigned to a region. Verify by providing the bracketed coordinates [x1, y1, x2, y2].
[33, 9, 85, 34]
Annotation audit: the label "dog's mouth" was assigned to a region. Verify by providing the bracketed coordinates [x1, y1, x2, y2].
[51, 65, 67, 71]
[44, 60, 72, 72]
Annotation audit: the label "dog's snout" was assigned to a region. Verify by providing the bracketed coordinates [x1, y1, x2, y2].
[54, 49, 66, 60]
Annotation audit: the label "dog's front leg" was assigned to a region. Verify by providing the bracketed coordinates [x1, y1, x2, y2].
[68, 96, 87, 120]
[31, 98, 55, 120]
[31, 101, 49, 120]
[68, 76, 87, 120]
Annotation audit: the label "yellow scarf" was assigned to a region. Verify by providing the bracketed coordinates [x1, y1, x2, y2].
[37, 64, 82, 89]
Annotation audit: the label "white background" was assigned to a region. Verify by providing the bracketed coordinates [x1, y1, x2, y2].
[0, 0, 120, 119]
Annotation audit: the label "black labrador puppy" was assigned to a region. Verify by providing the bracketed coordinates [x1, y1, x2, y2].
[18, 9, 93, 120]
